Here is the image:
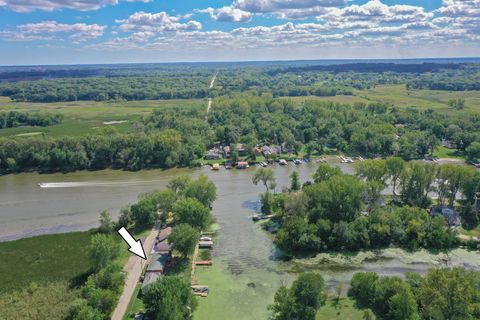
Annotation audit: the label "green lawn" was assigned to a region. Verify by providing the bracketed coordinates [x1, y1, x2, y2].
[123, 284, 145, 320]
[432, 146, 466, 160]
[316, 298, 368, 320]
[0, 98, 205, 138]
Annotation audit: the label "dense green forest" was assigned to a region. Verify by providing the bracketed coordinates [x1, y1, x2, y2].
[256, 160, 480, 255]
[1, 62, 479, 102]
[1, 93, 480, 173]
[0, 76, 211, 102]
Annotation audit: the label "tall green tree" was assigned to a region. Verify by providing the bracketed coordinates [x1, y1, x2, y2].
[290, 171, 301, 191]
[386, 157, 405, 196]
[168, 224, 200, 258]
[252, 168, 276, 193]
[183, 175, 217, 207]
[98, 210, 114, 234]
[313, 163, 342, 183]
[143, 277, 196, 320]
[88, 234, 120, 272]
[173, 198, 210, 230]
[400, 162, 436, 208]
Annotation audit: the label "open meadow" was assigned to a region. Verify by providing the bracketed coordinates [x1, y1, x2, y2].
[0, 98, 206, 138]
[286, 84, 480, 114]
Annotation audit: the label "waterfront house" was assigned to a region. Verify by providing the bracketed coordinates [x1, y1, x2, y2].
[236, 143, 247, 156]
[261, 145, 281, 157]
[430, 206, 461, 227]
[205, 148, 222, 160]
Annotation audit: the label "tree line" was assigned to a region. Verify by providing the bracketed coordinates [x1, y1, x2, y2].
[270, 268, 480, 320]
[0, 111, 63, 129]
[0, 130, 204, 173]
[0, 76, 211, 102]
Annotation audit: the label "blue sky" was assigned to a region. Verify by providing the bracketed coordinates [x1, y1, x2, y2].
[0, 0, 478, 65]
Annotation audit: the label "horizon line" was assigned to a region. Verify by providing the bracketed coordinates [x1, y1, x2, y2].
[2, 56, 480, 68]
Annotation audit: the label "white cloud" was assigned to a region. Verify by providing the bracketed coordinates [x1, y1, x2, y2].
[116, 11, 202, 33]
[323, 0, 433, 24]
[235, 0, 347, 13]
[437, 0, 480, 17]
[198, 6, 252, 23]
[1, 21, 106, 42]
[0, 0, 150, 12]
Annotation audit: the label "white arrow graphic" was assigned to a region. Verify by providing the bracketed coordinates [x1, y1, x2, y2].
[118, 227, 147, 260]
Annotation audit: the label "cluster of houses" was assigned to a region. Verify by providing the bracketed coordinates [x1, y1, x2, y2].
[205, 143, 291, 161]
[141, 227, 173, 292]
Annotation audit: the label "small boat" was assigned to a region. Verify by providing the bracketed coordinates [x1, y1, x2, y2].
[191, 285, 209, 293]
[340, 156, 354, 163]
[224, 162, 233, 169]
[211, 163, 220, 171]
[200, 236, 212, 241]
[252, 214, 274, 221]
[293, 159, 302, 165]
[259, 161, 267, 167]
[199, 240, 214, 248]
[279, 159, 288, 165]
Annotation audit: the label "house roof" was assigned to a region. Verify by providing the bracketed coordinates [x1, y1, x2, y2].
[158, 227, 172, 242]
[147, 253, 169, 272]
[154, 239, 172, 253]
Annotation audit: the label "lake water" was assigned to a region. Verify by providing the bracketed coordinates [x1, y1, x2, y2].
[1, 159, 479, 319]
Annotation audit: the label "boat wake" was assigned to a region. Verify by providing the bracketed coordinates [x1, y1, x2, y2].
[38, 180, 164, 188]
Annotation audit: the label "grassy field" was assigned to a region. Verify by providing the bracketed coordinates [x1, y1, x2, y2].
[285, 84, 480, 115]
[0, 98, 205, 138]
[0, 231, 93, 293]
[357, 84, 480, 113]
